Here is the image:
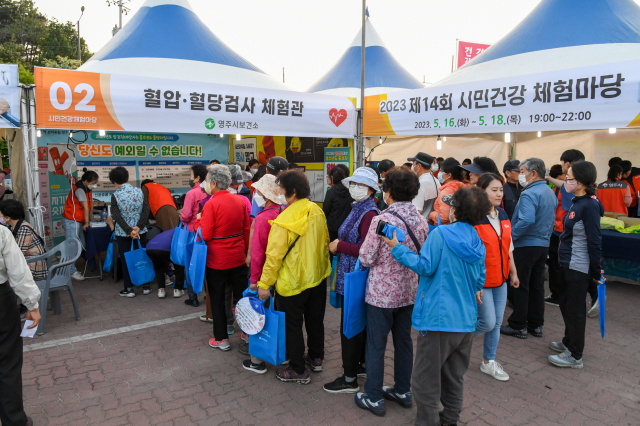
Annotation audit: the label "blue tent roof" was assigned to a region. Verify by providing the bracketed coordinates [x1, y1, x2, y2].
[307, 19, 422, 94]
[80, 0, 286, 89]
[467, 0, 640, 68]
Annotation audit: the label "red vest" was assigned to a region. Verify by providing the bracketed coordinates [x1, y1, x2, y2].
[553, 188, 567, 233]
[597, 179, 628, 215]
[62, 183, 92, 223]
[474, 208, 511, 288]
[144, 182, 176, 216]
[627, 175, 640, 207]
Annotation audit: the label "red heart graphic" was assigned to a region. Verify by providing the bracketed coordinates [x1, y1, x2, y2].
[329, 108, 347, 127]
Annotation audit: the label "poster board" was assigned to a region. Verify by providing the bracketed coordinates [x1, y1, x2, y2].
[0, 64, 19, 128]
[323, 147, 352, 201]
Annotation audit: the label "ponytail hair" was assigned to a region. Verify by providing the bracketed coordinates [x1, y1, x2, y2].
[607, 165, 622, 181]
[570, 160, 597, 197]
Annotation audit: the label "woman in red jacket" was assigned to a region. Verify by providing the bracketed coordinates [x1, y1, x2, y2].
[474, 173, 520, 381]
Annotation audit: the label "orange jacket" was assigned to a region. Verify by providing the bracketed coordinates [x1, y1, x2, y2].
[474, 208, 511, 288]
[143, 182, 176, 216]
[553, 188, 567, 234]
[597, 179, 631, 215]
[62, 183, 92, 223]
[428, 180, 467, 225]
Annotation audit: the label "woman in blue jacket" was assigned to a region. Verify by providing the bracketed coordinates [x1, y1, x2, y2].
[384, 186, 491, 426]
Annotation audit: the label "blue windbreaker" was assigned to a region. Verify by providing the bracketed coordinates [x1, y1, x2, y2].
[391, 222, 486, 333]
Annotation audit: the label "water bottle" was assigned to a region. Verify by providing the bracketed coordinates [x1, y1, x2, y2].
[102, 208, 108, 222]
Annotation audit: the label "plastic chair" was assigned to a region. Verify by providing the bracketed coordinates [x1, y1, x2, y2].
[26, 238, 82, 335]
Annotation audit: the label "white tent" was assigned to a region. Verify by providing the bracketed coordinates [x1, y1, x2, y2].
[370, 0, 640, 176]
[79, 0, 287, 90]
[307, 18, 423, 106]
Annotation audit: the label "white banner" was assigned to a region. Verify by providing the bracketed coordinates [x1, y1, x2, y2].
[35, 67, 357, 138]
[363, 59, 640, 136]
[0, 64, 20, 128]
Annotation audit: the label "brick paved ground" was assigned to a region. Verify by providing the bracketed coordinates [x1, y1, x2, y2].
[19, 265, 640, 426]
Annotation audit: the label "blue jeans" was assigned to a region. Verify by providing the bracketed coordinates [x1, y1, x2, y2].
[474, 283, 507, 361]
[62, 218, 85, 274]
[364, 304, 413, 401]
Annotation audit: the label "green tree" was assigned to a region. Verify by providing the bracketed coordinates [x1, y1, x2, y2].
[18, 63, 33, 83]
[42, 55, 81, 70]
[0, 0, 48, 69]
[40, 19, 92, 63]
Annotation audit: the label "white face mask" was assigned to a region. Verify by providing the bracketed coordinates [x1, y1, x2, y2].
[277, 194, 287, 205]
[254, 193, 266, 207]
[203, 181, 212, 195]
[383, 191, 390, 206]
[250, 168, 258, 176]
[518, 174, 529, 187]
[88, 184, 98, 190]
[432, 163, 440, 173]
[349, 185, 370, 202]
[411, 164, 417, 173]
[228, 186, 238, 194]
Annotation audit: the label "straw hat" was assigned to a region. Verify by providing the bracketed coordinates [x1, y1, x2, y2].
[252, 174, 282, 204]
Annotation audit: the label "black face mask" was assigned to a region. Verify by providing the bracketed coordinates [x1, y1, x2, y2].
[189, 179, 195, 188]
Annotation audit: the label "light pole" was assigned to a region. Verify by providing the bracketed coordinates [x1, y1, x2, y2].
[77, 6, 85, 61]
[107, 0, 131, 36]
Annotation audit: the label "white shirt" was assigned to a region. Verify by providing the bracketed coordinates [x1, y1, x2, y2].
[412, 172, 441, 218]
[0, 225, 41, 311]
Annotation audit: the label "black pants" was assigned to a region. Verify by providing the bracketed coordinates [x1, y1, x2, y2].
[412, 331, 473, 426]
[146, 249, 185, 290]
[0, 284, 28, 426]
[116, 234, 148, 290]
[339, 294, 366, 378]
[205, 264, 247, 341]
[508, 246, 548, 330]
[547, 233, 564, 298]
[559, 267, 592, 360]
[276, 281, 327, 374]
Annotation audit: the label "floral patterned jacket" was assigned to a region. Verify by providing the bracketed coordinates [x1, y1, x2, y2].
[358, 201, 429, 308]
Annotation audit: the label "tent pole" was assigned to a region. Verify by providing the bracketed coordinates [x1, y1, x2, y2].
[357, 0, 366, 168]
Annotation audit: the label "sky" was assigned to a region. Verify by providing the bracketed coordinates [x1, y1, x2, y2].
[34, 0, 640, 91]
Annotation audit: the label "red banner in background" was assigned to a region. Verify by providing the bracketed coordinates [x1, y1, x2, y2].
[456, 40, 491, 69]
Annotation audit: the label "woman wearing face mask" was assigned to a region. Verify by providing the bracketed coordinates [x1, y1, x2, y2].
[429, 158, 467, 225]
[181, 164, 208, 232]
[62, 170, 99, 281]
[549, 161, 603, 369]
[473, 173, 520, 381]
[323, 167, 380, 394]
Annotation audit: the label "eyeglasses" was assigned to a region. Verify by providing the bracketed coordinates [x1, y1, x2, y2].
[349, 182, 368, 188]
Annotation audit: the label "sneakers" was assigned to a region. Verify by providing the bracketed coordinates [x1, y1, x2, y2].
[548, 349, 583, 369]
[243, 359, 267, 374]
[158, 289, 166, 299]
[527, 326, 543, 338]
[142, 286, 151, 295]
[480, 360, 510, 381]
[500, 325, 527, 339]
[208, 338, 231, 351]
[549, 341, 567, 353]
[357, 364, 367, 378]
[275, 366, 311, 384]
[355, 392, 386, 417]
[184, 298, 200, 307]
[323, 376, 359, 394]
[304, 353, 323, 372]
[382, 386, 412, 408]
[227, 324, 235, 335]
[587, 297, 599, 318]
[238, 341, 249, 355]
[241, 333, 249, 343]
[119, 288, 135, 298]
[544, 295, 560, 306]
[165, 274, 173, 286]
[71, 271, 85, 281]
[199, 315, 213, 323]
[173, 289, 184, 298]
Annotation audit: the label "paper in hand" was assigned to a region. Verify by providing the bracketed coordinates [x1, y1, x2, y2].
[20, 320, 37, 338]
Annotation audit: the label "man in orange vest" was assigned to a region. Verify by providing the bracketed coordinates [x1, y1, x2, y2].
[140, 180, 180, 232]
[62, 170, 99, 281]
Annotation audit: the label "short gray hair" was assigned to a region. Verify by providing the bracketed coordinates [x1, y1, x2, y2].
[207, 164, 231, 190]
[521, 157, 546, 179]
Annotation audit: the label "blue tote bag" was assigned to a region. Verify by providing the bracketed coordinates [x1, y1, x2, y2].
[249, 296, 286, 366]
[102, 233, 115, 273]
[343, 259, 369, 339]
[170, 221, 192, 266]
[124, 238, 156, 286]
[188, 229, 207, 294]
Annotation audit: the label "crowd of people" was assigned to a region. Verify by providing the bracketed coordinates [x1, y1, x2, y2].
[1, 147, 634, 426]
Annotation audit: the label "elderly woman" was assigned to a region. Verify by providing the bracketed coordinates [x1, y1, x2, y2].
[197, 164, 250, 352]
[109, 166, 150, 298]
[0, 199, 47, 281]
[387, 186, 490, 426]
[257, 170, 331, 384]
[180, 163, 208, 231]
[323, 167, 379, 394]
[354, 168, 428, 416]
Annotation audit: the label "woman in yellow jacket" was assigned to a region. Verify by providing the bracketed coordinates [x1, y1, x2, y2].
[257, 170, 332, 384]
